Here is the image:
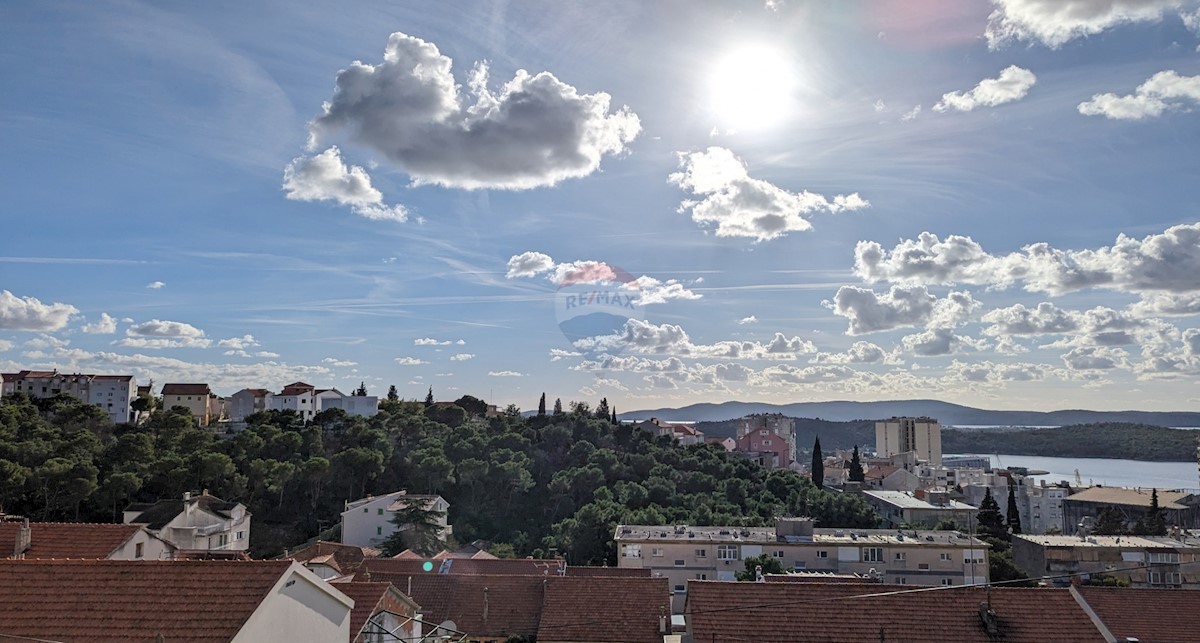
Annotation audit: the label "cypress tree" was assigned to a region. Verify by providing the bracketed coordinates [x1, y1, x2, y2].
[553, 398, 563, 415]
[977, 487, 1007, 540]
[537, 393, 546, 416]
[1006, 482, 1022, 535]
[811, 437, 824, 490]
[611, 407, 617, 424]
[424, 386, 434, 407]
[386, 385, 399, 401]
[849, 445, 865, 483]
[1145, 488, 1167, 536]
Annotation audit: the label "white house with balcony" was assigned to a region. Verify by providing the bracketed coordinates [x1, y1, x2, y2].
[124, 491, 251, 552]
[341, 490, 451, 549]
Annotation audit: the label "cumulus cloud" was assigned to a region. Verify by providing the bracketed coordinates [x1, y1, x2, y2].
[1185, 328, 1200, 355]
[115, 319, 210, 349]
[81, 312, 118, 335]
[669, 147, 867, 242]
[982, 302, 1079, 335]
[901, 328, 986, 356]
[1133, 293, 1200, 316]
[218, 334, 259, 350]
[901, 105, 922, 121]
[827, 285, 938, 335]
[810, 341, 891, 364]
[414, 338, 463, 346]
[1062, 345, 1128, 370]
[549, 348, 583, 361]
[1078, 70, 1200, 120]
[934, 66, 1037, 112]
[449, 353, 474, 361]
[574, 318, 816, 359]
[504, 252, 700, 305]
[855, 223, 1200, 296]
[986, 0, 1197, 48]
[322, 357, 358, 366]
[736, 315, 758, 325]
[488, 370, 524, 377]
[146, 281, 165, 289]
[0, 290, 78, 332]
[943, 359, 1056, 383]
[282, 146, 407, 221]
[395, 357, 428, 365]
[307, 32, 640, 190]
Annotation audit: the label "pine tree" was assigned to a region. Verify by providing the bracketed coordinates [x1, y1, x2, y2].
[1093, 506, 1127, 535]
[976, 487, 1007, 541]
[387, 385, 399, 402]
[848, 445, 865, 483]
[354, 382, 368, 397]
[537, 393, 546, 416]
[1144, 488, 1167, 536]
[811, 437, 824, 490]
[424, 387, 434, 408]
[378, 500, 448, 557]
[552, 398, 563, 415]
[1006, 482, 1022, 535]
[594, 397, 610, 420]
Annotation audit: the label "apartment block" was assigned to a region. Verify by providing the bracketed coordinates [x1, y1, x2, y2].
[1, 370, 136, 424]
[1012, 534, 1200, 588]
[861, 489, 978, 530]
[875, 416, 942, 465]
[735, 414, 797, 467]
[161, 383, 219, 426]
[614, 518, 989, 611]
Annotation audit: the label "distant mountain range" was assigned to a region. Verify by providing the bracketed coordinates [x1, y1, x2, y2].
[617, 399, 1200, 427]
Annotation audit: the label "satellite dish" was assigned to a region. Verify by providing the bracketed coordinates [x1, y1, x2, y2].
[437, 620, 457, 634]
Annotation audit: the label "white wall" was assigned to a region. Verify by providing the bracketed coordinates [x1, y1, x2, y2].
[342, 493, 403, 548]
[232, 566, 352, 643]
[109, 529, 176, 560]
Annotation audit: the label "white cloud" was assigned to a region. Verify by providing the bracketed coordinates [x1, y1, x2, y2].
[574, 318, 816, 359]
[0, 340, 12, 352]
[505, 252, 556, 278]
[827, 285, 938, 335]
[307, 32, 640, 190]
[1184, 328, 1200, 355]
[933, 66, 1037, 112]
[322, 357, 358, 366]
[81, 312, 118, 335]
[0, 290, 78, 332]
[218, 334, 259, 350]
[113, 319, 210, 349]
[983, 302, 1079, 335]
[986, 0, 1197, 48]
[146, 281, 165, 289]
[549, 348, 582, 361]
[1062, 345, 1129, 370]
[395, 357, 428, 365]
[1132, 293, 1200, 316]
[901, 105, 922, 121]
[855, 223, 1200, 296]
[488, 370, 524, 377]
[901, 328, 986, 356]
[24, 334, 68, 350]
[736, 315, 758, 325]
[505, 252, 701, 304]
[810, 341, 891, 364]
[874, 99, 887, 113]
[282, 146, 408, 221]
[414, 338, 462, 346]
[669, 147, 868, 241]
[1078, 70, 1200, 120]
[449, 353, 474, 361]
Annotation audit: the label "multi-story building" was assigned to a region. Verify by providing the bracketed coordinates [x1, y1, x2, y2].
[1062, 487, 1200, 534]
[1027, 482, 1071, 535]
[341, 491, 451, 549]
[124, 491, 251, 552]
[876, 416, 942, 465]
[160, 383, 218, 426]
[861, 489, 978, 530]
[228, 388, 272, 423]
[614, 518, 990, 611]
[735, 414, 797, 466]
[268, 382, 378, 422]
[1011, 534, 1200, 588]
[1, 370, 136, 424]
[961, 475, 1071, 535]
[1, 520, 176, 560]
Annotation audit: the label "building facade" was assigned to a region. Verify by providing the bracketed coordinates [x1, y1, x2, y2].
[1011, 534, 1200, 588]
[229, 388, 272, 423]
[124, 491, 251, 552]
[1, 370, 136, 424]
[341, 491, 451, 549]
[861, 489, 978, 530]
[736, 414, 797, 466]
[614, 518, 989, 611]
[161, 383, 218, 426]
[875, 416, 942, 465]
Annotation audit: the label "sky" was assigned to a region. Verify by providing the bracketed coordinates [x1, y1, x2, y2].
[2, 0, 1200, 413]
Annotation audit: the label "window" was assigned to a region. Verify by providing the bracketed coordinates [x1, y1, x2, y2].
[793, 562, 806, 571]
[378, 508, 384, 515]
[762, 439, 772, 446]
[717, 544, 738, 560]
[363, 507, 368, 513]
[894, 552, 906, 561]
[135, 543, 144, 558]
[651, 547, 664, 557]
[1150, 552, 1181, 564]
[218, 534, 228, 547]
[897, 577, 907, 584]
[918, 563, 930, 570]
[940, 553, 952, 561]
[695, 548, 707, 558]
[673, 584, 686, 594]
[674, 559, 686, 567]
[376, 526, 382, 536]
[816, 550, 828, 558]
[760, 430, 769, 435]
[1150, 572, 1182, 585]
[695, 573, 707, 580]
[237, 531, 245, 540]
[773, 550, 784, 558]
[623, 544, 642, 559]
[941, 579, 954, 586]
[862, 548, 883, 563]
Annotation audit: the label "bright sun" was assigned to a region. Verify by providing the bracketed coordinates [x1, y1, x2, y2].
[709, 45, 796, 129]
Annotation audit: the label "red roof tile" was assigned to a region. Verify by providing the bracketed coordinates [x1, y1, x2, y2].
[685, 581, 1107, 643]
[329, 581, 417, 641]
[286, 540, 376, 574]
[0, 522, 144, 559]
[538, 577, 670, 643]
[365, 573, 544, 639]
[0, 559, 293, 642]
[161, 383, 212, 396]
[1076, 586, 1200, 643]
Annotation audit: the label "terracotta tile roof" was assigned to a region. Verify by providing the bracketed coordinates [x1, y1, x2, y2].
[125, 493, 242, 529]
[329, 581, 411, 642]
[286, 540, 375, 574]
[279, 382, 315, 395]
[685, 581, 1107, 643]
[538, 577, 670, 643]
[0, 559, 293, 642]
[0, 522, 143, 559]
[92, 375, 133, 381]
[368, 573, 544, 639]
[1075, 586, 1200, 643]
[866, 464, 900, 480]
[234, 388, 272, 396]
[161, 383, 212, 396]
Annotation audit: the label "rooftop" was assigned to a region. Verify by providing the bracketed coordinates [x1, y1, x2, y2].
[125, 493, 243, 530]
[862, 490, 977, 510]
[1064, 487, 1193, 510]
[537, 577, 670, 643]
[1012, 534, 1197, 549]
[0, 522, 150, 559]
[330, 581, 418, 641]
[1075, 586, 1200, 643]
[161, 383, 212, 396]
[614, 525, 989, 547]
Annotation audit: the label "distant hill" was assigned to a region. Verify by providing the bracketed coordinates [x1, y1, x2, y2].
[618, 399, 1200, 427]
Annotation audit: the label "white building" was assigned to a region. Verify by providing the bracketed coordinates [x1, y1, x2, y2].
[124, 491, 251, 552]
[876, 416, 942, 465]
[269, 382, 378, 422]
[1, 521, 176, 561]
[1, 370, 135, 424]
[341, 490, 451, 549]
[229, 388, 272, 423]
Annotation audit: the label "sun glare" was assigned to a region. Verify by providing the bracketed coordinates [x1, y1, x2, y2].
[709, 45, 797, 129]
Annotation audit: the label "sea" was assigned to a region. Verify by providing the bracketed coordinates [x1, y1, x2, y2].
[948, 454, 1200, 492]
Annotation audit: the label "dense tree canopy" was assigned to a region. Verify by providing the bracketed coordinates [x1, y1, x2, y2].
[0, 392, 879, 563]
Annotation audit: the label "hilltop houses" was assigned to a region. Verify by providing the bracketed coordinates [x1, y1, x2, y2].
[123, 491, 251, 553]
[1, 370, 136, 424]
[341, 491, 452, 549]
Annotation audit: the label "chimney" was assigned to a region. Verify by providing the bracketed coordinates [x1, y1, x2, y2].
[13, 518, 31, 559]
[183, 491, 191, 502]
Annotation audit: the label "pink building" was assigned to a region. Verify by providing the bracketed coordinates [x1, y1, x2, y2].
[735, 429, 792, 469]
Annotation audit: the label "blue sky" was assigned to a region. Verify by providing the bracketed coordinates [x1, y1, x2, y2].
[3, 0, 1200, 412]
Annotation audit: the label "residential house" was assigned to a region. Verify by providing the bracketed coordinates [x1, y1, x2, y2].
[330, 580, 423, 643]
[124, 491, 251, 552]
[736, 413, 797, 466]
[0, 559, 353, 643]
[1011, 533, 1200, 588]
[861, 489, 978, 530]
[734, 426, 792, 470]
[703, 436, 736, 451]
[1, 520, 175, 560]
[269, 381, 318, 420]
[161, 382, 218, 426]
[341, 491, 451, 549]
[284, 540, 381, 580]
[614, 518, 989, 612]
[229, 387, 272, 423]
[876, 416, 942, 465]
[1062, 486, 1200, 533]
[684, 582, 1108, 642]
[630, 418, 705, 445]
[1, 370, 136, 424]
[269, 382, 379, 422]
